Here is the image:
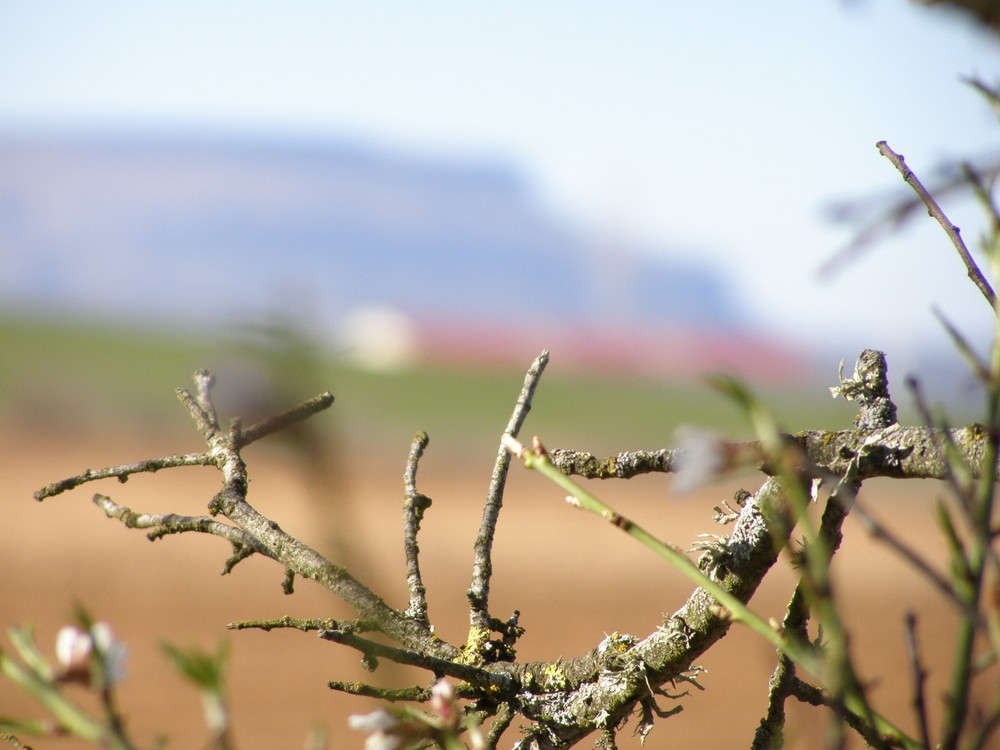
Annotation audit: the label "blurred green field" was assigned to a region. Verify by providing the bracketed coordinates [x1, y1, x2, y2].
[1, 313, 858, 459]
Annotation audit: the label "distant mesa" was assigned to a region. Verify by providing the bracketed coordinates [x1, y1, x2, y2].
[0, 130, 808, 380]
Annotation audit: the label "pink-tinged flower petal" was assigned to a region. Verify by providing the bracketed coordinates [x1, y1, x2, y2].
[55, 625, 92, 671]
[430, 678, 457, 726]
[348, 709, 399, 734]
[347, 709, 409, 750]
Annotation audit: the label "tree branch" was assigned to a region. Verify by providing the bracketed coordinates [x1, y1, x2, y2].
[549, 423, 992, 483]
[34, 453, 214, 501]
[468, 350, 549, 635]
[876, 140, 996, 309]
[403, 431, 432, 625]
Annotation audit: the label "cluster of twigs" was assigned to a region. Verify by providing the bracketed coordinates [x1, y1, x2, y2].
[10, 328, 1000, 749]
[11, 342, 1000, 748]
[5, 79, 1000, 750]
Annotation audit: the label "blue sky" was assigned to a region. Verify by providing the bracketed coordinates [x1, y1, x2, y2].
[1, 2, 998, 363]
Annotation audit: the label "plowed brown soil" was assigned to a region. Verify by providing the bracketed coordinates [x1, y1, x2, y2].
[0, 425, 985, 749]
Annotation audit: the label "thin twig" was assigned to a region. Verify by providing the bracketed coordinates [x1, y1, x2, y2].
[876, 141, 997, 309]
[93, 494, 270, 574]
[403, 431, 432, 625]
[848, 494, 975, 621]
[226, 616, 365, 633]
[235, 390, 335, 447]
[327, 682, 430, 701]
[751, 586, 810, 750]
[176, 375, 220, 441]
[192, 369, 220, 431]
[789, 678, 895, 749]
[960, 159, 1000, 238]
[34, 452, 214, 500]
[467, 351, 549, 632]
[904, 613, 932, 750]
[933, 307, 991, 382]
[908, 377, 1000, 578]
[317, 629, 506, 689]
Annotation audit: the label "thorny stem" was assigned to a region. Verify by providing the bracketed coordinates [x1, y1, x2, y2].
[876, 140, 997, 309]
[467, 350, 549, 634]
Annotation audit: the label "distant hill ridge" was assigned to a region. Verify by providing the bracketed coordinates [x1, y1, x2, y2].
[0, 130, 804, 379]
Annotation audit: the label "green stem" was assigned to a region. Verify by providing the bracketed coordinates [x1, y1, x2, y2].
[940, 282, 1000, 749]
[0, 651, 105, 743]
[506, 436, 921, 750]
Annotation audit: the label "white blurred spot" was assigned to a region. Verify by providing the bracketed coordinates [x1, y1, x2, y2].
[339, 306, 417, 372]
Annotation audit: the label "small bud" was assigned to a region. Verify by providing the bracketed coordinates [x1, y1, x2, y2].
[531, 436, 548, 457]
[348, 709, 406, 750]
[501, 434, 524, 457]
[55, 622, 127, 687]
[430, 678, 458, 726]
[56, 626, 92, 682]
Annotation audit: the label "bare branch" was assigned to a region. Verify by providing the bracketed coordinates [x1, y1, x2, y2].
[235, 390, 335, 447]
[34, 452, 214, 500]
[93, 494, 268, 574]
[468, 350, 549, 634]
[876, 141, 996, 309]
[547, 447, 683, 479]
[327, 682, 430, 701]
[192, 368, 220, 430]
[551, 424, 994, 484]
[317, 628, 507, 689]
[176, 371, 220, 441]
[227, 616, 370, 633]
[904, 613, 932, 750]
[403, 431, 432, 625]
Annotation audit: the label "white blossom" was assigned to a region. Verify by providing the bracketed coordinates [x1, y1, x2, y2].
[348, 709, 405, 750]
[673, 426, 728, 494]
[430, 678, 457, 725]
[55, 622, 127, 686]
[56, 626, 91, 673]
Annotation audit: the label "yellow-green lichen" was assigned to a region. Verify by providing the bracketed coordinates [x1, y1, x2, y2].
[456, 625, 491, 666]
[543, 662, 568, 691]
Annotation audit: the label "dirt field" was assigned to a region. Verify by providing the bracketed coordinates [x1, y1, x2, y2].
[0, 424, 987, 749]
